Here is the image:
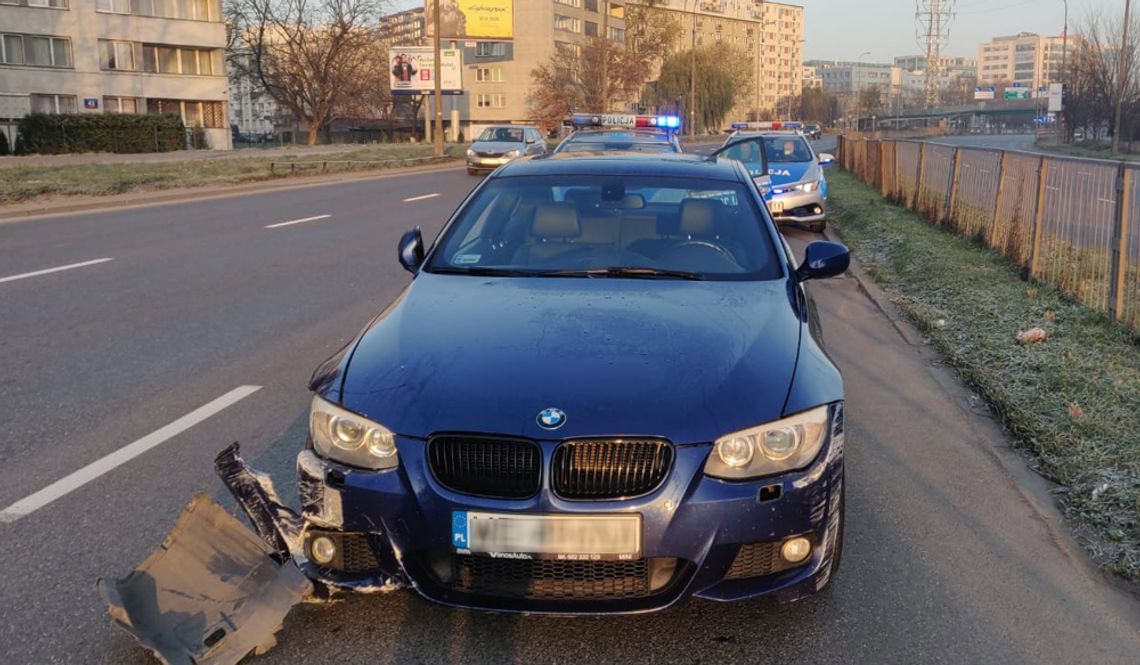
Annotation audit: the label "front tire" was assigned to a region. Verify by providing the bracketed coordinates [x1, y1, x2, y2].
[467, 168, 480, 176]
[808, 221, 827, 234]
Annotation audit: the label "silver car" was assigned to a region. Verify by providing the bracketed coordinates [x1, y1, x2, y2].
[718, 130, 834, 233]
[466, 125, 547, 175]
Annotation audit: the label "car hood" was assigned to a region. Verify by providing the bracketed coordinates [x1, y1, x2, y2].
[469, 141, 524, 154]
[768, 161, 819, 186]
[336, 273, 803, 444]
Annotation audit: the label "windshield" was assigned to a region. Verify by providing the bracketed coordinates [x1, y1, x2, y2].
[558, 141, 675, 153]
[427, 175, 781, 281]
[763, 136, 814, 163]
[477, 127, 524, 143]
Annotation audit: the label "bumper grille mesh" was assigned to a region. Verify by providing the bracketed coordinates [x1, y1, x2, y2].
[428, 436, 541, 498]
[725, 541, 805, 580]
[452, 556, 659, 600]
[552, 439, 674, 499]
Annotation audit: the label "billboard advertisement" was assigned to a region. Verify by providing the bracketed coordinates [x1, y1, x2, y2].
[974, 86, 995, 100]
[424, 0, 513, 40]
[389, 46, 463, 95]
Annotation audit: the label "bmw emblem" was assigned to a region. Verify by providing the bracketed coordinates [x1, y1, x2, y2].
[537, 408, 567, 430]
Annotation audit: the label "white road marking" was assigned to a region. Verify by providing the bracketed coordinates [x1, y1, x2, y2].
[403, 193, 440, 202]
[0, 258, 114, 285]
[265, 214, 331, 229]
[0, 385, 262, 523]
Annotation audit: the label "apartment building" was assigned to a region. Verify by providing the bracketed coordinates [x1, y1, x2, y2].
[0, 0, 230, 149]
[977, 32, 1074, 90]
[642, 0, 804, 120]
[893, 54, 976, 78]
[381, 6, 425, 46]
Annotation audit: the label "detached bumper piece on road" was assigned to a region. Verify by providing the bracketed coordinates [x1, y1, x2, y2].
[97, 490, 308, 665]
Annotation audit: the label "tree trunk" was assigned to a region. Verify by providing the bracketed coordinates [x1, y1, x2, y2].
[307, 119, 321, 145]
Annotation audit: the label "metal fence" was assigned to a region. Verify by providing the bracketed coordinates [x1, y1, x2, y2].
[837, 136, 1140, 331]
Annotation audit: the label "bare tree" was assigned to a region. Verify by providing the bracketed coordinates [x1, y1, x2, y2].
[1065, 8, 1140, 146]
[232, 0, 386, 145]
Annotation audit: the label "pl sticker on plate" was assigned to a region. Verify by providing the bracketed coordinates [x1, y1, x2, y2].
[452, 511, 469, 550]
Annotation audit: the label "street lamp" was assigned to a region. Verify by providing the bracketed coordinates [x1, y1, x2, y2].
[1058, 0, 1068, 144]
[855, 51, 872, 130]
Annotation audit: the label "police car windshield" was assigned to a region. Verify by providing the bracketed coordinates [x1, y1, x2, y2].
[427, 175, 780, 281]
[478, 127, 524, 142]
[764, 136, 814, 163]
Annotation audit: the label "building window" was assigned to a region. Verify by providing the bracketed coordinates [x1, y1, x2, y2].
[0, 0, 69, 7]
[475, 66, 503, 82]
[554, 0, 581, 6]
[147, 98, 225, 127]
[609, 27, 624, 43]
[584, 21, 598, 37]
[475, 41, 506, 57]
[96, 0, 214, 21]
[554, 14, 581, 33]
[476, 93, 505, 108]
[585, 0, 598, 11]
[104, 96, 139, 113]
[140, 44, 216, 75]
[0, 33, 72, 67]
[555, 41, 580, 58]
[30, 94, 77, 114]
[100, 40, 138, 71]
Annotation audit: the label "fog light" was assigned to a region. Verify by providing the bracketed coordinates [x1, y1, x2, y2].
[310, 535, 337, 565]
[780, 536, 811, 563]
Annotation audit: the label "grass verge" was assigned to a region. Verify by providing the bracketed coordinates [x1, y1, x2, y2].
[0, 144, 462, 205]
[827, 168, 1140, 581]
[1032, 138, 1140, 163]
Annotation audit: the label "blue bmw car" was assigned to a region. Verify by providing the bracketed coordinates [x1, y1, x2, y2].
[225, 153, 850, 614]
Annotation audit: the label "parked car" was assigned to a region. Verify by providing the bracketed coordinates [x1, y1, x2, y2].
[466, 125, 547, 175]
[208, 152, 850, 616]
[803, 124, 823, 140]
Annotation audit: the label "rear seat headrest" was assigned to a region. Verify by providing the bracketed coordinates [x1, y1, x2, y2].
[532, 203, 581, 238]
[679, 199, 721, 236]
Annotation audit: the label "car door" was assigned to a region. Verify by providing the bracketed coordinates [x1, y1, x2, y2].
[710, 138, 772, 200]
[526, 129, 545, 155]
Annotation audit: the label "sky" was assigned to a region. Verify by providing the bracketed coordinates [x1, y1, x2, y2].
[390, 0, 1121, 62]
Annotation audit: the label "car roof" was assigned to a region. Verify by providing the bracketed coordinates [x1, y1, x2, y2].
[564, 128, 674, 141]
[494, 152, 745, 180]
[729, 130, 806, 139]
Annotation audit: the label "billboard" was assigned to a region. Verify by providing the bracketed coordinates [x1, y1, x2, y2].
[389, 46, 463, 95]
[424, 0, 513, 40]
[974, 86, 995, 100]
[1048, 83, 1064, 112]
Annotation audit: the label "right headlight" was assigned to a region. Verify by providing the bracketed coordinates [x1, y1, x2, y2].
[309, 396, 398, 470]
[704, 405, 830, 480]
[466, 148, 475, 157]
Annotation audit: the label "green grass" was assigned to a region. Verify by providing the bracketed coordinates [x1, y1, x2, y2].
[0, 144, 462, 205]
[1033, 138, 1140, 163]
[827, 168, 1140, 581]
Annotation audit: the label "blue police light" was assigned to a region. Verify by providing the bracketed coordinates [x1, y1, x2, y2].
[659, 115, 681, 129]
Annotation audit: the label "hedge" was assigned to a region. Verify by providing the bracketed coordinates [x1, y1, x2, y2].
[16, 113, 187, 155]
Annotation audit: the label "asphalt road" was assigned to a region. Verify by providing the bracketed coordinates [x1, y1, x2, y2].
[0, 143, 1136, 664]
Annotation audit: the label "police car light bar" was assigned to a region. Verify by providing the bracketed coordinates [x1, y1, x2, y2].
[569, 113, 682, 130]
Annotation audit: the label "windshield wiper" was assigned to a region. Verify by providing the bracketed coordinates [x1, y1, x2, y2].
[547, 267, 705, 281]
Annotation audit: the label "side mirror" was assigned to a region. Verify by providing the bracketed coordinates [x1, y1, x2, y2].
[796, 241, 849, 281]
[818, 153, 835, 166]
[398, 228, 425, 273]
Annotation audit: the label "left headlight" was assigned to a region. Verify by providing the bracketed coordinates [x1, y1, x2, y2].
[795, 179, 821, 192]
[466, 148, 475, 157]
[705, 405, 830, 480]
[504, 149, 521, 158]
[309, 396, 398, 470]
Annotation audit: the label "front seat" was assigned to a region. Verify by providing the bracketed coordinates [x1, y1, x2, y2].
[511, 203, 581, 265]
[663, 199, 745, 268]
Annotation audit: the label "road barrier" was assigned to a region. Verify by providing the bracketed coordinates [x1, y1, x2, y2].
[837, 136, 1140, 331]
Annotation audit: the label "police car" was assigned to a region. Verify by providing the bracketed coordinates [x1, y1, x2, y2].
[716, 122, 835, 233]
[554, 114, 684, 154]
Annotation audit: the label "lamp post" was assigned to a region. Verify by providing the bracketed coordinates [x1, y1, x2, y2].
[688, 0, 698, 136]
[432, 0, 443, 157]
[1058, 0, 1068, 144]
[1113, 0, 1131, 154]
[855, 51, 871, 130]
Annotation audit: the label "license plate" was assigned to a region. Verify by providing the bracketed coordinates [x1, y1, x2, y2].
[451, 511, 642, 560]
[601, 114, 636, 127]
[769, 199, 785, 213]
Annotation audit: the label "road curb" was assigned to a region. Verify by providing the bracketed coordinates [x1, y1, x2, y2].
[0, 158, 464, 223]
